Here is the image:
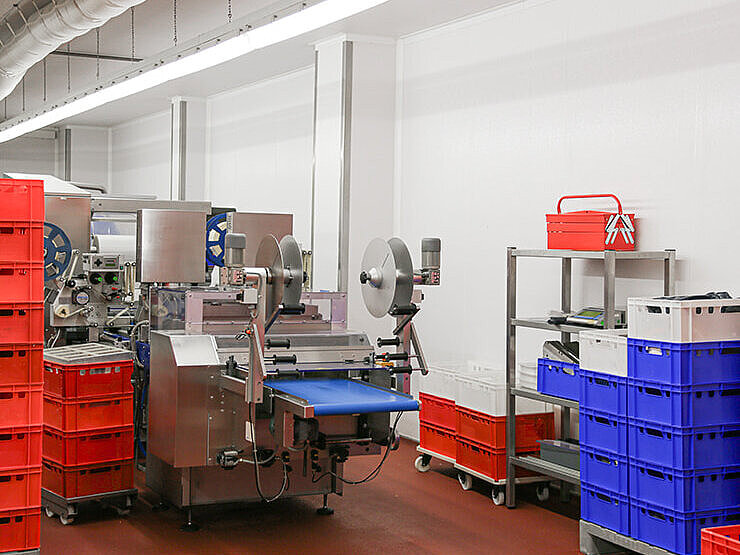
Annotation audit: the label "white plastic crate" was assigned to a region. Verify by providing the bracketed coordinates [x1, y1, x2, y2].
[628, 297, 740, 343]
[517, 361, 538, 389]
[455, 374, 552, 416]
[419, 365, 458, 400]
[579, 329, 628, 376]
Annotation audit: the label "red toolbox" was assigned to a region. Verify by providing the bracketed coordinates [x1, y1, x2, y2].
[44, 359, 134, 399]
[43, 425, 134, 466]
[456, 407, 554, 451]
[0, 385, 42, 427]
[0, 344, 43, 386]
[0, 425, 42, 469]
[0, 222, 43, 264]
[0, 263, 44, 303]
[546, 194, 636, 251]
[420, 393, 456, 431]
[43, 393, 133, 431]
[455, 437, 537, 481]
[42, 458, 134, 498]
[420, 422, 457, 459]
[0, 303, 44, 343]
[0, 467, 41, 511]
[0, 179, 44, 222]
[0, 507, 40, 553]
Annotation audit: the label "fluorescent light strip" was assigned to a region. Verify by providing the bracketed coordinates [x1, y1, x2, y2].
[0, 0, 389, 143]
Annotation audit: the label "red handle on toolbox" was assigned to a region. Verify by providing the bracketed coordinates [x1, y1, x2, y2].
[556, 194, 623, 214]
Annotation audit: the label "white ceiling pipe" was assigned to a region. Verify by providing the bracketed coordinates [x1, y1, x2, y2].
[0, 0, 145, 101]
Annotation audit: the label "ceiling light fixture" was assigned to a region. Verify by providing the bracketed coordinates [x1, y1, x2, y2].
[0, 0, 389, 144]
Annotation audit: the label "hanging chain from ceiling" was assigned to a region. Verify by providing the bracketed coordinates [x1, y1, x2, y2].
[227, 0, 232, 23]
[95, 28, 100, 79]
[130, 6, 135, 60]
[173, 0, 178, 46]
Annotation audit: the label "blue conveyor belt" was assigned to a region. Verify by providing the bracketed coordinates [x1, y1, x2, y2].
[265, 378, 419, 416]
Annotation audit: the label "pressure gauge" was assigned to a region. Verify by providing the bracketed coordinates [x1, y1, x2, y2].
[72, 289, 90, 306]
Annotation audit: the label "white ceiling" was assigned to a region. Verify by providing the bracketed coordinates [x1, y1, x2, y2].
[3, 0, 513, 128]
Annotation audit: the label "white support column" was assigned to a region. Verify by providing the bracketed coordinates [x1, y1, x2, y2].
[170, 96, 207, 201]
[311, 35, 397, 338]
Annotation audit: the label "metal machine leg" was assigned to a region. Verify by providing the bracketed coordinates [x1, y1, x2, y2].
[180, 507, 199, 532]
[316, 494, 334, 515]
[505, 248, 517, 508]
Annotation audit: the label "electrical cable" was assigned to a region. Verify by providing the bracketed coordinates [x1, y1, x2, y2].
[249, 403, 289, 502]
[312, 412, 403, 485]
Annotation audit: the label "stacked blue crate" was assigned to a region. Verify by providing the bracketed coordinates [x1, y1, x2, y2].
[579, 364, 631, 536]
[626, 297, 740, 555]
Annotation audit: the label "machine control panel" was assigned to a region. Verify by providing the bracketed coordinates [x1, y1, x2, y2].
[83, 254, 122, 272]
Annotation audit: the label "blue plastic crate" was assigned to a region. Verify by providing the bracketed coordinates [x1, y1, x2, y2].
[581, 482, 630, 536]
[630, 499, 740, 555]
[628, 338, 740, 385]
[537, 358, 579, 401]
[629, 459, 740, 512]
[628, 418, 740, 469]
[580, 445, 629, 494]
[627, 378, 740, 427]
[580, 369, 627, 415]
[580, 407, 628, 454]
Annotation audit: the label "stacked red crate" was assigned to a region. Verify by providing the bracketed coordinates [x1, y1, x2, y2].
[42, 344, 135, 502]
[0, 179, 44, 554]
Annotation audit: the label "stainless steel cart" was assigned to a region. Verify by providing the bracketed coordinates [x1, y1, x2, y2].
[42, 487, 137, 525]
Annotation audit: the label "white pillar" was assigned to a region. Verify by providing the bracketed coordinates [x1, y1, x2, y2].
[170, 96, 207, 201]
[311, 35, 397, 339]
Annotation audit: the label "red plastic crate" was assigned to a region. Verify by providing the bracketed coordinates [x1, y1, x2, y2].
[702, 525, 740, 554]
[0, 467, 41, 511]
[0, 507, 40, 553]
[0, 179, 44, 222]
[419, 422, 457, 459]
[43, 425, 134, 466]
[456, 437, 537, 481]
[44, 360, 134, 399]
[420, 393, 456, 431]
[42, 458, 134, 498]
[546, 194, 636, 251]
[0, 344, 43, 386]
[456, 407, 554, 451]
[0, 425, 42, 470]
[43, 393, 133, 432]
[0, 222, 43, 264]
[0, 303, 44, 343]
[0, 384, 42, 427]
[0, 263, 44, 304]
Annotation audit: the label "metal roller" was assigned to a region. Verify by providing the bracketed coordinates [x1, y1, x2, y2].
[359, 237, 414, 318]
[279, 235, 303, 307]
[255, 235, 285, 321]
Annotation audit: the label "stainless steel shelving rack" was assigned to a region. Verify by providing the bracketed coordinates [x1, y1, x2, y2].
[504, 247, 676, 510]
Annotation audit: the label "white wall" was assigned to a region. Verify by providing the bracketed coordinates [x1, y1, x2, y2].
[395, 0, 740, 377]
[0, 135, 57, 176]
[110, 111, 171, 198]
[207, 67, 314, 249]
[68, 126, 109, 188]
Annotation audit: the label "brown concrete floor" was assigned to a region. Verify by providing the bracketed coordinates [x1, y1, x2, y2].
[41, 440, 580, 554]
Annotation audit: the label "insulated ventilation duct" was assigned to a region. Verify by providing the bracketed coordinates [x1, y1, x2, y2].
[0, 0, 145, 102]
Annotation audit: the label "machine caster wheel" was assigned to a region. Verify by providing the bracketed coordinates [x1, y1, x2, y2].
[457, 472, 473, 491]
[492, 488, 505, 506]
[115, 507, 131, 516]
[414, 455, 431, 473]
[152, 501, 170, 512]
[59, 514, 75, 525]
[536, 485, 550, 502]
[44, 507, 55, 518]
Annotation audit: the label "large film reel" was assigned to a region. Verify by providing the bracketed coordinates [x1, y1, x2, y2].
[255, 234, 304, 320]
[359, 237, 414, 318]
[205, 213, 228, 267]
[279, 235, 303, 307]
[44, 222, 73, 282]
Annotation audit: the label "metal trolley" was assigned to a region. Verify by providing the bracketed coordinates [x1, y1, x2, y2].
[42, 487, 138, 525]
[414, 446, 550, 506]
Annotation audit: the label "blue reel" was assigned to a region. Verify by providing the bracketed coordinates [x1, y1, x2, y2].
[206, 213, 228, 267]
[44, 222, 72, 281]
